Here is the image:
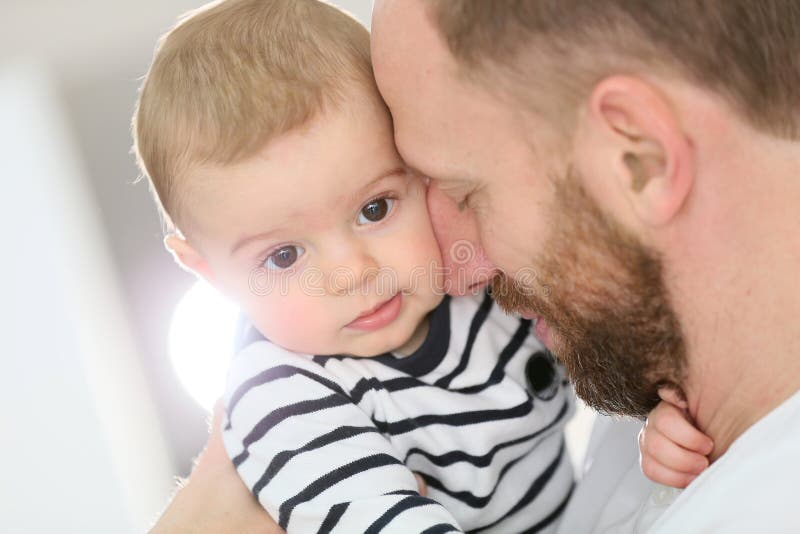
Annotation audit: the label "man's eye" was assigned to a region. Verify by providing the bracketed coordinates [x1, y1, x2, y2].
[357, 197, 395, 225]
[263, 245, 304, 270]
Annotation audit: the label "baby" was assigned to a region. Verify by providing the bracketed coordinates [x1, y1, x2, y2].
[133, 0, 710, 532]
[133, 0, 573, 532]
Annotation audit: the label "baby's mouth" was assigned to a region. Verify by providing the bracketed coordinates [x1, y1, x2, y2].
[346, 293, 403, 331]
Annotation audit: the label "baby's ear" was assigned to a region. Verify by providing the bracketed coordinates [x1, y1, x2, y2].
[164, 233, 215, 283]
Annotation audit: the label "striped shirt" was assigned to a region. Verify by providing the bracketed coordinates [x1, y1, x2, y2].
[223, 291, 575, 533]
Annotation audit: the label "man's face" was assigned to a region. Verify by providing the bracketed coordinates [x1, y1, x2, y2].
[491, 171, 686, 418]
[372, 0, 686, 416]
[372, 0, 562, 289]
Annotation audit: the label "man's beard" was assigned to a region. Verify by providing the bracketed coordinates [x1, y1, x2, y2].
[491, 169, 686, 418]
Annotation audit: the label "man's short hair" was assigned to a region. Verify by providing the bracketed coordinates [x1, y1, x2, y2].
[429, 0, 800, 139]
[132, 0, 372, 231]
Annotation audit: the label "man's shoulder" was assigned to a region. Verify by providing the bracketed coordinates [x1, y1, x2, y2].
[649, 391, 800, 533]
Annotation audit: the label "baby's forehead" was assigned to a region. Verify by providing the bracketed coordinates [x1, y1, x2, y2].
[178, 100, 405, 244]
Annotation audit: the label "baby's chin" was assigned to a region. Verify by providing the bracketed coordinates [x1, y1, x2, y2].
[347, 317, 431, 358]
[341, 329, 421, 358]
[262, 330, 397, 358]
[261, 328, 410, 358]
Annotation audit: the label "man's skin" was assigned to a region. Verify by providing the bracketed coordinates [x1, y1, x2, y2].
[150, 1, 800, 531]
[151, 405, 430, 533]
[370, 0, 800, 461]
[149, 402, 281, 534]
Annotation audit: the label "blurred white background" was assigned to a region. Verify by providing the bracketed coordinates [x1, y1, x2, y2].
[0, 1, 374, 532]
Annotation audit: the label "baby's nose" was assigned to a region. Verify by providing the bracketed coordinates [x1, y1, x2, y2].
[325, 245, 380, 296]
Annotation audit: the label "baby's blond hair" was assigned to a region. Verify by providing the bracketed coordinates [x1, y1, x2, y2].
[132, 0, 373, 231]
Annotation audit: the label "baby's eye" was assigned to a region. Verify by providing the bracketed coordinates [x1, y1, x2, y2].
[357, 197, 395, 225]
[263, 245, 304, 270]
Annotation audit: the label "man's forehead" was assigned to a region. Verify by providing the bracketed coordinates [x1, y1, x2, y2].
[371, 0, 438, 70]
[372, 0, 415, 27]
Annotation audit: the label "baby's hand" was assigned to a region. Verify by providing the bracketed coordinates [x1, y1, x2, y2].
[638, 388, 714, 488]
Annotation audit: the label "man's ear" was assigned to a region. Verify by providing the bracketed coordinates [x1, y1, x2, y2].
[586, 75, 694, 226]
[164, 234, 215, 283]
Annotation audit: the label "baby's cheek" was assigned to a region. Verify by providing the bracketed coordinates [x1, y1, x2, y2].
[407, 225, 443, 284]
[391, 201, 441, 266]
[248, 295, 337, 353]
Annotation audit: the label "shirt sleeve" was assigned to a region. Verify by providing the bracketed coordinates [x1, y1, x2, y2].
[222, 341, 463, 534]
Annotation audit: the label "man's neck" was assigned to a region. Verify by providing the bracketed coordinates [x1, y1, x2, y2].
[681, 225, 800, 461]
[690, 355, 800, 462]
[668, 131, 800, 462]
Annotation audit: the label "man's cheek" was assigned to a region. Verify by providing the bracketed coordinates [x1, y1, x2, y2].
[426, 185, 462, 249]
[482, 228, 530, 278]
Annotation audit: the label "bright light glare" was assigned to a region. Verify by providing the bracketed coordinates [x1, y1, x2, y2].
[169, 280, 240, 411]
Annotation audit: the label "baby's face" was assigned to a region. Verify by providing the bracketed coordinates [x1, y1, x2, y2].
[182, 91, 443, 357]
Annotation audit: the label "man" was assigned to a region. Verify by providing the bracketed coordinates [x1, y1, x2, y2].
[370, 1, 800, 531]
[151, 1, 800, 532]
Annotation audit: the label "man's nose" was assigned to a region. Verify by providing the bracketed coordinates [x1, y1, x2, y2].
[426, 182, 498, 296]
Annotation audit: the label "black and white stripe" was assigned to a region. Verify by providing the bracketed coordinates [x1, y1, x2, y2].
[223, 291, 574, 533]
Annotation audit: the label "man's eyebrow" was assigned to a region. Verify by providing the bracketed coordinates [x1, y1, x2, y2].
[402, 162, 423, 176]
[431, 176, 471, 194]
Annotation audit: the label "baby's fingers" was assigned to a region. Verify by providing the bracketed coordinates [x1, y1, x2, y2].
[650, 402, 713, 455]
[639, 424, 709, 475]
[639, 454, 698, 489]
